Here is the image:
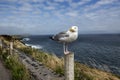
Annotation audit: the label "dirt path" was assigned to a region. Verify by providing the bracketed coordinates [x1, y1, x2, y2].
[0, 60, 11, 80]
[14, 49, 64, 80]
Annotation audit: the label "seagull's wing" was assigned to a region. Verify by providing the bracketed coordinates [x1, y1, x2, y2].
[53, 31, 69, 41]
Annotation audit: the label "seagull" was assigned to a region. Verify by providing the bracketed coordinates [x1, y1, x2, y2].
[50, 26, 78, 54]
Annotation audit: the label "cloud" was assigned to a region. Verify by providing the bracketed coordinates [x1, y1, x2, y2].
[68, 0, 91, 8]
[94, 0, 118, 8]
[0, 0, 120, 34]
[53, 0, 66, 3]
[19, 3, 33, 12]
[44, 6, 56, 10]
[80, 6, 120, 33]
[84, 0, 119, 12]
[0, 26, 26, 34]
[96, 0, 118, 5]
[65, 11, 79, 17]
[84, 6, 120, 20]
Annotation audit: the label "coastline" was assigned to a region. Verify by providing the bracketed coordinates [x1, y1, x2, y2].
[0, 35, 120, 80]
[25, 43, 43, 49]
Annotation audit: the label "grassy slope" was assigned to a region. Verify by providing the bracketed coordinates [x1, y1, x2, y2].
[0, 36, 31, 80]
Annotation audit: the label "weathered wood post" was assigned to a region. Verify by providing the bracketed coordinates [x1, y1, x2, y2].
[64, 52, 74, 80]
[9, 41, 13, 55]
[0, 39, 2, 49]
[0, 39, 3, 53]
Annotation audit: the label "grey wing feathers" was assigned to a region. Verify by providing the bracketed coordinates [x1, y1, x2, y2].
[53, 31, 69, 41]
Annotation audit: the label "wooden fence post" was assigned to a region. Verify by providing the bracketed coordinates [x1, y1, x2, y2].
[0, 39, 2, 49]
[64, 52, 74, 80]
[10, 41, 13, 55]
[0, 39, 3, 51]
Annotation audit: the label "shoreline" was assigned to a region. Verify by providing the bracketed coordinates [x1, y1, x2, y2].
[0, 35, 120, 80]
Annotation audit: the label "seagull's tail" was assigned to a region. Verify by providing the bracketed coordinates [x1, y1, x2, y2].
[49, 36, 54, 40]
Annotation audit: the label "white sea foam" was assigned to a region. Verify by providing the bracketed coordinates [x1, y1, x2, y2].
[25, 44, 43, 49]
[22, 38, 30, 41]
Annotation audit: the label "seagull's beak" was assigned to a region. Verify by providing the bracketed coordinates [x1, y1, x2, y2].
[69, 28, 75, 32]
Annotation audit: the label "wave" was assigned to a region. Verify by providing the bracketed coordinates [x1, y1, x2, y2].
[22, 38, 30, 41]
[25, 43, 43, 49]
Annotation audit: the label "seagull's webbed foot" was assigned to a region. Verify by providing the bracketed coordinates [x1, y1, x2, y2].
[64, 51, 70, 55]
[63, 43, 70, 55]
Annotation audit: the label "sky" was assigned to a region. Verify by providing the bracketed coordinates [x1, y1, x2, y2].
[0, 0, 120, 35]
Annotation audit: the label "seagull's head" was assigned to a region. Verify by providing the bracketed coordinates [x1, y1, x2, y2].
[69, 26, 78, 33]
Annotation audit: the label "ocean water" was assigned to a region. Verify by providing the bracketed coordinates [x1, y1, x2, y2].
[22, 34, 120, 75]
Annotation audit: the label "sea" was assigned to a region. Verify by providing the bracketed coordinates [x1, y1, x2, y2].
[22, 34, 120, 75]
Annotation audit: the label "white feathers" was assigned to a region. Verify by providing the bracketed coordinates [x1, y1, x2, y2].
[52, 26, 78, 43]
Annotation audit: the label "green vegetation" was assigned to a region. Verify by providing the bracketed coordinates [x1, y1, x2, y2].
[0, 47, 31, 80]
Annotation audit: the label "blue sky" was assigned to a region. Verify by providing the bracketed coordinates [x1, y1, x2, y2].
[0, 0, 120, 35]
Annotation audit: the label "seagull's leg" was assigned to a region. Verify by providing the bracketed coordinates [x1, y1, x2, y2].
[66, 43, 70, 54]
[63, 43, 66, 54]
[64, 43, 69, 54]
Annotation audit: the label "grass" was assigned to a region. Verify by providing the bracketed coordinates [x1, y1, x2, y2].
[0, 47, 31, 80]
